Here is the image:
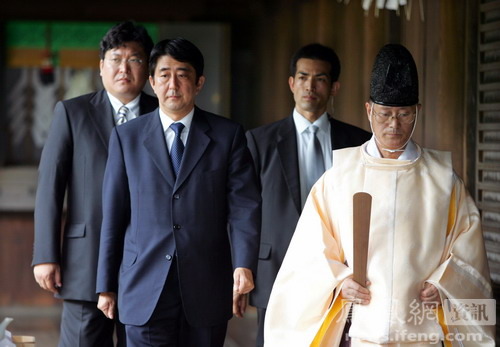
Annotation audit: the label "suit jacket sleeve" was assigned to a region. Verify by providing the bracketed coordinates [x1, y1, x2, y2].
[245, 130, 260, 176]
[33, 101, 73, 265]
[227, 125, 261, 273]
[96, 128, 130, 293]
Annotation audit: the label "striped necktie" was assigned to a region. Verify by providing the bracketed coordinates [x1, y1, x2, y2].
[116, 105, 129, 125]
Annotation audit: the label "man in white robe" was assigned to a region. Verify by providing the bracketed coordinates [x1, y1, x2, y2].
[264, 44, 495, 346]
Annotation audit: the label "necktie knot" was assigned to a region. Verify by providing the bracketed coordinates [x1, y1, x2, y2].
[309, 124, 319, 135]
[170, 122, 185, 136]
[116, 105, 129, 125]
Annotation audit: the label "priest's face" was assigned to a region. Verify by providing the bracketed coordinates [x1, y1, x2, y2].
[366, 102, 420, 156]
[289, 58, 339, 123]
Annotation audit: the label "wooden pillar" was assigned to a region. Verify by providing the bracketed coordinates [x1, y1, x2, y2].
[417, 0, 467, 176]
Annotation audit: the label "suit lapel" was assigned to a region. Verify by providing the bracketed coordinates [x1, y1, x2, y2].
[143, 110, 176, 188]
[174, 109, 210, 191]
[277, 116, 301, 213]
[328, 115, 337, 149]
[88, 90, 115, 150]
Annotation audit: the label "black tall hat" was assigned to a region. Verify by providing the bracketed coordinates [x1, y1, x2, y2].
[370, 44, 419, 107]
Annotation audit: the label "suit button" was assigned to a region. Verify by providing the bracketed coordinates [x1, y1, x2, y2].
[165, 254, 172, 261]
[173, 224, 181, 230]
[173, 194, 180, 200]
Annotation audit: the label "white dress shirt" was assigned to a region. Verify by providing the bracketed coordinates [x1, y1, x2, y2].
[293, 109, 332, 206]
[158, 108, 195, 152]
[107, 92, 141, 124]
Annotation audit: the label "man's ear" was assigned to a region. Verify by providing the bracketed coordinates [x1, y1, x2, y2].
[331, 81, 340, 97]
[288, 76, 295, 93]
[365, 102, 372, 121]
[149, 75, 155, 90]
[195, 75, 206, 94]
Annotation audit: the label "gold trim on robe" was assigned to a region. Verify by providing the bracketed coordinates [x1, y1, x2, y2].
[264, 143, 494, 346]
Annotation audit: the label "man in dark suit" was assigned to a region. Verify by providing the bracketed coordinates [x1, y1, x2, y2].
[32, 21, 156, 347]
[246, 43, 371, 346]
[96, 38, 260, 346]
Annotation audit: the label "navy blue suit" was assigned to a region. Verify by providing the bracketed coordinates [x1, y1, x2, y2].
[96, 107, 261, 329]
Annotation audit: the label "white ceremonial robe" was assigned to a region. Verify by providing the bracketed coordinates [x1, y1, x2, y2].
[265, 143, 494, 346]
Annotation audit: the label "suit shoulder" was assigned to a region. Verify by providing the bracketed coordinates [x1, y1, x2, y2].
[59, 91, 100, 108]
[199, 109, 234, 122]
[120, 110, 157, 131]
[247, 116, 291, 138]
[331, 118, 371, 139]
[331, 118, 369, 133]
[52, 92, 104, 123]
[197, 109, 243, 130]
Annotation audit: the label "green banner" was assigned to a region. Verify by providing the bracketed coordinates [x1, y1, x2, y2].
[6, 21, 158, 50]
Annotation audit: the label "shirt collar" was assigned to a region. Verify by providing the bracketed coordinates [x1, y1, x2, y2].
[292, 109, 329, 134]
[107, 92, 141, 116]
[159, 107, 195, 133]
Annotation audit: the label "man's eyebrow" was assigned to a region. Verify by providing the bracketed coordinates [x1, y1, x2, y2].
[110, 51, 142, 56]
[158, 66, 191, 72]
[297, 71, 329, 77]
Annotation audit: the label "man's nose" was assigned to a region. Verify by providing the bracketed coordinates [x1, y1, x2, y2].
[118, 59, 130, 72]
[388, 115, 401, 127]
[168, 75, 179, 89]
[305, 79, 315, 91]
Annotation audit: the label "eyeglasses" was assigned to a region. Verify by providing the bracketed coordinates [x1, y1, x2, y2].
[372, 109, 416, 124]
[106, 58, 143, 67]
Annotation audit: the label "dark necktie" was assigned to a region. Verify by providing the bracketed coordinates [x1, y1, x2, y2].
[305, 125, 325, 193]
[170, 123, 185, 177]
[116, 105, 129, 125]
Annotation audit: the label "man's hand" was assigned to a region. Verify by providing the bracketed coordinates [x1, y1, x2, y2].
[340, 278, 371, 305]
[233, 267, 254, 294]
[97, 292, 117, 319]
[33, 263, 61, 294]
[420, 282, 441, 308]
[233, 292, 248, 318]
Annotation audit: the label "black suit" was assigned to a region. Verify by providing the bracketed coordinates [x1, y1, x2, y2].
[33, 90, 157, 346]
[245, 114, 371, 346]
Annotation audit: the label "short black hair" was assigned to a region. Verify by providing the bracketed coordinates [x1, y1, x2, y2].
[149, 38, 204, 82]
[290, 43, 341, 82]
[99, 21, 154, 60]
